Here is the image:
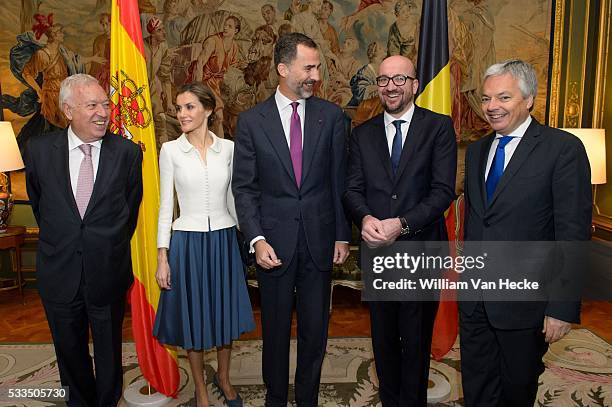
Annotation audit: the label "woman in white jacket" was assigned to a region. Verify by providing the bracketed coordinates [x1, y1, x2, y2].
[153, 82, 254, 407]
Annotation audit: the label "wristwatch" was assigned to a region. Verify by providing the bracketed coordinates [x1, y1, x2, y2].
[399, 217, 410, 236]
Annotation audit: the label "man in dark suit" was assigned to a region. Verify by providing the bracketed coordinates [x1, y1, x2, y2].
[460, 59, 592, 406]
[343, 55, 457, 406]
[232, 33, 350, 407]
[25, 74, 143, 407]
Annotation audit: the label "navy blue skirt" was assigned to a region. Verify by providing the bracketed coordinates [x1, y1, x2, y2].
[153, 227, 255, 350]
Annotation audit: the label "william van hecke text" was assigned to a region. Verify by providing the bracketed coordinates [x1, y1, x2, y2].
[372, 278, 539, 290]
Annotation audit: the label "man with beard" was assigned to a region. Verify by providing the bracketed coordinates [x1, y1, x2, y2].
[343, 55, 457, 406]
[232, 33, 350, 407]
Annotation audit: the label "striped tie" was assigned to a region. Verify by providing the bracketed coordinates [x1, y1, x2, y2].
[75, 144, 94, 218]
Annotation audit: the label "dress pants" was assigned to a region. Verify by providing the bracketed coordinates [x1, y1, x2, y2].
[460, 301, 549, 407]
[257, 222, 331, 407]
[42, 275, 126, 407]
[369, 300, 438, 407]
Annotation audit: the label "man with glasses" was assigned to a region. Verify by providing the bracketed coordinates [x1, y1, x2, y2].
[343, 55, 457, 406]
[25, 74, 143, 406]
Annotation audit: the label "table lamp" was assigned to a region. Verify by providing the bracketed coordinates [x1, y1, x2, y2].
[0, 121, 25, 233]
[561, 128, 607, 214]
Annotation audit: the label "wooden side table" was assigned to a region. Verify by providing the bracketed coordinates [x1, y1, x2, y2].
[0, 225, 26, 299]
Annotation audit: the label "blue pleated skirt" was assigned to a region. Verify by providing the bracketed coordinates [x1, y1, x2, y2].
[153, 227, 255, 350]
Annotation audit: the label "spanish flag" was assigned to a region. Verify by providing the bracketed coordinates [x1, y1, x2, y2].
[110, 0, 179, 396]
[415, 0, 458, 361]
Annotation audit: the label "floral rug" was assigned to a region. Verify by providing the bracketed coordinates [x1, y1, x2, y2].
[0, 329, 610, 406]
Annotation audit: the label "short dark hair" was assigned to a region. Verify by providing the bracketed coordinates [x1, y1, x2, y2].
[177, 82, 217, 127]
[274, 32, 317, 68]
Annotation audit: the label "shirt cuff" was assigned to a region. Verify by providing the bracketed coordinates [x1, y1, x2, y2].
[249, 236, 265, 253]
[336, 241, 349, 244]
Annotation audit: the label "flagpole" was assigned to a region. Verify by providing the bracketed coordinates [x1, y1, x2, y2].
[0, 80, 5, 121]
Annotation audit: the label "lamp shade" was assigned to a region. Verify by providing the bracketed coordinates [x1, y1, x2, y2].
[0, 122, 25, 172]
[561, 128, 607, 185]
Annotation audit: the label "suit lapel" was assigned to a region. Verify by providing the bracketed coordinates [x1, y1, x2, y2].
[83, 133, 118, 218]
[488, 120, 541, 206]
[394, 106, 423, 184]
[259, 96, 297, 184]
[301, 98, 324, 185]
[52, 131, 81, 220]
[478, 133, 495, 208]
[370, 115, 394, 181]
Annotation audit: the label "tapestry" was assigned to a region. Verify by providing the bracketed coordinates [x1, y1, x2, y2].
[0, 0, 554, 200]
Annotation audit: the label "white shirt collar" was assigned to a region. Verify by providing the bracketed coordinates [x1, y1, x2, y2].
[177, 131, 221, 153]
[383, 103, 416, 129]
[275, 86, 306, 112]
[495, 115, 532, 139]
[67, 125, 103, 150]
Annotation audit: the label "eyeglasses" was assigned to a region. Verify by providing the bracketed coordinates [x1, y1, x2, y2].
[376, 74, 416, 87]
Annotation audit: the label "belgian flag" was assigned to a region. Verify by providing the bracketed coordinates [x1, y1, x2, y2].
[415, 0, 451, 114]
[415, 0, 457, 361]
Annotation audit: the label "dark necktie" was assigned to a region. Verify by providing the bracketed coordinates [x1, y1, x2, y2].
[486, 136, 514, 202]
[289, 101, 302, 187]
[391, 120, 405, 175]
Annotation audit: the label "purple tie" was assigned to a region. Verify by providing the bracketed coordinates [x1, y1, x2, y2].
[75, 144, 94, 218]
[289, 101, 303, 187]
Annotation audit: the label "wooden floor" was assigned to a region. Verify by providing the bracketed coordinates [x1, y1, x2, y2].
[0, 286, 610, 343]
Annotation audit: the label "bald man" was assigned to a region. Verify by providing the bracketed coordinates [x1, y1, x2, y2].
[343, 55, 457, 406]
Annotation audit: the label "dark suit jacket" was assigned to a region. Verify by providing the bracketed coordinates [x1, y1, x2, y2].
[343, 106, 457, 241]
[460, 118, 592, 328]
[25, 130, 143, 306]
[232, 95, 351, 275]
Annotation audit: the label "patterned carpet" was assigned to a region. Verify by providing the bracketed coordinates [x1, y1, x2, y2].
[0, 329, 610, 406]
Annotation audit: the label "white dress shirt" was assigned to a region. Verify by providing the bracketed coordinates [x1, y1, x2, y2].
[67, 126, 102, 198]
[484, 116, 532, 180]
[157, 132, 237, 249]
[383, 103, 415, 155]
